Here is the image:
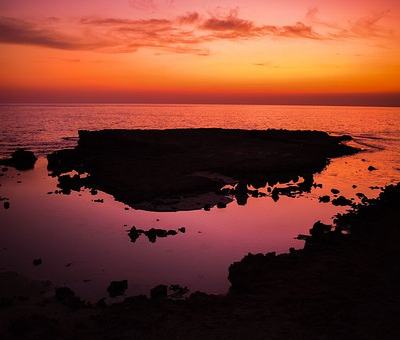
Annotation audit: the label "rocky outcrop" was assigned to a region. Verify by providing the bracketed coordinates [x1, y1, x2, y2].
[47, 129, 357, 211]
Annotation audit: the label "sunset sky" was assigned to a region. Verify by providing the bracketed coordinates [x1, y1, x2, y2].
[0, 0, 399, 105]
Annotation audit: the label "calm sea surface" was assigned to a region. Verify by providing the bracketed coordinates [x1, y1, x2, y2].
[0, 104, 399, 301]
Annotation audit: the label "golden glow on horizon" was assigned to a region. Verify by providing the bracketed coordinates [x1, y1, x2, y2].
[0, 0, 399, 104]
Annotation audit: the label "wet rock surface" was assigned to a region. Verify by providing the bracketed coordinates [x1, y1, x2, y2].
[47, 129, 357, 211]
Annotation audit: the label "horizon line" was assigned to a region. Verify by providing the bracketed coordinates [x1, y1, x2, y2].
[0, 102, 399, 108]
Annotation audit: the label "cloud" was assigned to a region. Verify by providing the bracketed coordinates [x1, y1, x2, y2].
[0, 17, 102, 50]
[201, 9, 255, 33]
[129, 0, 174, 11]
[0, 8, 393, 55]
[305, 7, 392, 39]
[177, 12, 201, 25]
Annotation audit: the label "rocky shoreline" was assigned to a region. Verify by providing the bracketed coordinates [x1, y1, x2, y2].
[1, 183, 399, 339]
[46, 128, 357, 211]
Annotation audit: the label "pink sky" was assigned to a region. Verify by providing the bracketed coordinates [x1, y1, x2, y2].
[0, 0, 399, 105]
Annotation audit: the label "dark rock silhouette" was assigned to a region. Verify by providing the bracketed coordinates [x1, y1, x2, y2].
[127, 226, 186, 243]
[107, 280, 128, 297]
[0, 149, 37, 170]
[55, 287, 83, 307]
[150, 284, 168, 299]
[32, 258, 42, 266]
[368, 165, 377, 171]
[319, 195, 330, 203]
[216, 202, 227, 208]
[47, 129, 357, 211]
[332, 195, 353, 206]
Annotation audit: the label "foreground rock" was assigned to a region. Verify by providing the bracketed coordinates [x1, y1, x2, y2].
[47, 129, 357, 211]
[0, 149, 37, 170]
[128, 226, 186, 243]
[1, 184, 399, 339]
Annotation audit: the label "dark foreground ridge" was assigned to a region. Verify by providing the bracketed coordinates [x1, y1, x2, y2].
[1, 183, 399, 340]
[47, 129, 356, 211]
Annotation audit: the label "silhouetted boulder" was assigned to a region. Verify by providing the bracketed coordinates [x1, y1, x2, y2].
[331, 188, 340, 194]
[128, 226, 142, 242]
[332, 196, 353, 206]
[55, 287, 75, 301]
[368, 166, 377, 171]
[150, 285, 168, 299]
[319, 195, 330, 203]
[107, 280, 128, 297]
[203, 204, 211, 211]
[271, 188, 279, 202]
[32, 258, 42, 266]
[10, 149, 37, 170]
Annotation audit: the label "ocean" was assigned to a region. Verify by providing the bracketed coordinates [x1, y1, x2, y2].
[0, 104, 399, 300]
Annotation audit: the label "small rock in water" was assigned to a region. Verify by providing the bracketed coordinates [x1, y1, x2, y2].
[331, 188, 340, 194]
[332, 196, 353, 206]
[203, 204, 211, 211]
[10, 149, 37, 170]
[178, 227, 186, 233]
[93, 199, 104, 203]
[90, 188, 98, 195]
[368, 166, 377, 171]
[150, 284, 168, 299]
[271, 188, 279, 202]
[319, 195, 330, 203]
[107, 280, 128, 297]
[3, 201, 10, 209]
[33, 258, 42, 266]
[352, 185, 357, 189]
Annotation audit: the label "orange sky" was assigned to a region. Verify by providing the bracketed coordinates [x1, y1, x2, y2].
[0, 0, 399, 105]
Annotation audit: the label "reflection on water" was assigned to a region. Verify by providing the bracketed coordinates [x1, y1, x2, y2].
[0, 104, 400, 301]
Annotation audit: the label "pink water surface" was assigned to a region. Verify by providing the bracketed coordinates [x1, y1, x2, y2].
[0, 104, 399, 300]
